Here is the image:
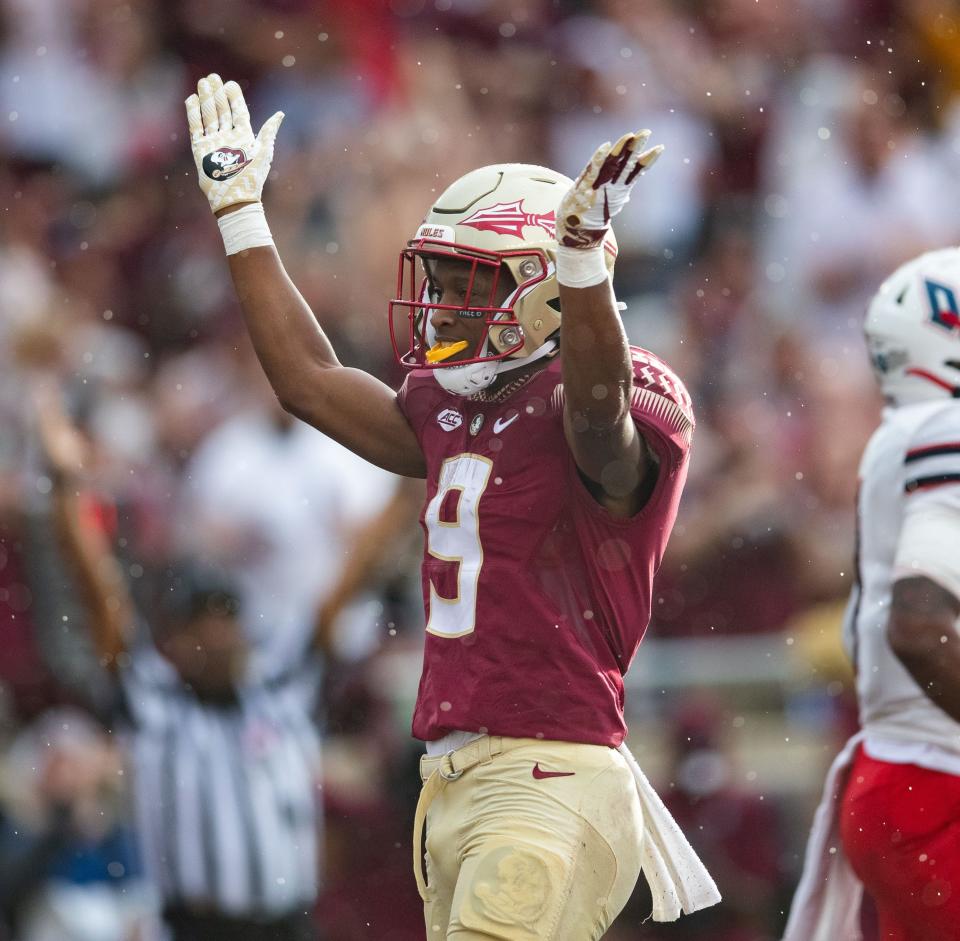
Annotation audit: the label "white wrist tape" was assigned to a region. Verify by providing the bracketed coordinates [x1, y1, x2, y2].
[555, 244, 609, 288]
[217, 203, 274, 255]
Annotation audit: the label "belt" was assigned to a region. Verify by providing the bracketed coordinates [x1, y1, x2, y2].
[419, 734, 505, 783]
[414, 735, 525, 900]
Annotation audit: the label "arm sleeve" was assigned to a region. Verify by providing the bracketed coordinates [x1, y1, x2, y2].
[893, 502, 960, 602]
[564, 348, 694, 523]
[396, 372, 437, 444]
[894, 405, 960, 602]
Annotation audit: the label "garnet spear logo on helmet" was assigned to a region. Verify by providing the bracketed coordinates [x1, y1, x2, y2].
[202, 147, 250, 181]
[459, 200, 557, 239]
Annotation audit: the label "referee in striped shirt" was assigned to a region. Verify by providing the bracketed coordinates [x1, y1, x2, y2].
[39, 391, 322, 941]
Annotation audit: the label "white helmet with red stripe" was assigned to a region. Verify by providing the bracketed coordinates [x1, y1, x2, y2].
[865, 248, 960, 405]
[389, 163, 617, 395]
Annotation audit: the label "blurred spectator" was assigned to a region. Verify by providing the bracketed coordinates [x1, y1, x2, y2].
[177, 344, 403, 659]
[0, 707, 152, 941]
[761, 62, 956, 347]
[0, 0, 184, 184]
[550, 0, 719, 274]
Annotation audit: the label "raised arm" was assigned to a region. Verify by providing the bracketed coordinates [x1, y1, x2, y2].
[186, 74, 425, 478]
[555, 133, 663, 517]
[34, 387, 131, 670]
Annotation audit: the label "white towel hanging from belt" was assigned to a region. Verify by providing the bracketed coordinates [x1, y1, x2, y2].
[617, 743, 722, 921]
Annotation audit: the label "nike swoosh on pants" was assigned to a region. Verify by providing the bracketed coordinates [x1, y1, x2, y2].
[532, 763, 575, 780]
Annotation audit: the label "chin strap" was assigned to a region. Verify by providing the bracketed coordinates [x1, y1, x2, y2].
[495, 338, 558, 375]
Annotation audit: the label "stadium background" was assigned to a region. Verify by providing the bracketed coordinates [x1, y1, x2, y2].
[1, 0, 958, 937]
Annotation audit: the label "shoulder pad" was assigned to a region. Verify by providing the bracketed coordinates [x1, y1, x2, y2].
[629, 347, 695, 429]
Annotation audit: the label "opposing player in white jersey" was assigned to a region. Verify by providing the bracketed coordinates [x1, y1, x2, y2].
[784, 248, 960, 941]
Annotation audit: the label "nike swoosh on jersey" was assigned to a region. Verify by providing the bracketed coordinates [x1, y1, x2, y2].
[493, 413, 519, 434]
[532, 763, 575, 780]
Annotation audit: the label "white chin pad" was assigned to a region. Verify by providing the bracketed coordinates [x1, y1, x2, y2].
[433, 360, 500, 395]
[431, 339, 558, 396]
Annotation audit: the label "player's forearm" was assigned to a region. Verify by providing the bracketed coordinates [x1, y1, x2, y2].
[558, 280, 634, 432]
[188, 75, 338, 412]
[224, 243, 427, 476]
[553, 130, 660, 433]
[888, 576, 960, 722]
[51, 487, 128, 668]
[225, 242, 341, 409]
[314, 478, 422, 651]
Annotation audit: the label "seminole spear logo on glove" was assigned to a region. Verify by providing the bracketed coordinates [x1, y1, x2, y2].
[202, 147, 250, 181]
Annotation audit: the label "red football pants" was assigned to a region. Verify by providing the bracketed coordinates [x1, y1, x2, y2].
[840, 744, 960, 941]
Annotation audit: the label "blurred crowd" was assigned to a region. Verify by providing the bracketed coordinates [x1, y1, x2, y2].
[3, 0, 960, 938]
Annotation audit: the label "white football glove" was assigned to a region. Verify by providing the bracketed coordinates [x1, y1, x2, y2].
[185, 73, 284, 215]
[556, 130, 663, 250]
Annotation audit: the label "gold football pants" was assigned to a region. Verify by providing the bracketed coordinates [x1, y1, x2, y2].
[415, 735, 645, 940]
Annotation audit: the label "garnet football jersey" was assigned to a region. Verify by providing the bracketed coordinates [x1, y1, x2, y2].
[397, 348, 694, 746]
[844, 399, 960, 771]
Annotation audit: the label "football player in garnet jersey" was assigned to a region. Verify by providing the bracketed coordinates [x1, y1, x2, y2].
[783, 249, 960, 941]
[186, 74, 720, 938]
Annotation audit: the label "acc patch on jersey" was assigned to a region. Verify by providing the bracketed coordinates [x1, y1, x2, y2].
[437, 408, 463, 432]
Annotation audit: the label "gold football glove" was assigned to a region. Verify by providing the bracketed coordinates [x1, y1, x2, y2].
[185, 73, 284, 215]
[556, 130, 663, 250]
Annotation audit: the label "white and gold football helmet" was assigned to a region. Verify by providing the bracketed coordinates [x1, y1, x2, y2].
[865, 248, 960, 405]
[389, 163, 618, 395]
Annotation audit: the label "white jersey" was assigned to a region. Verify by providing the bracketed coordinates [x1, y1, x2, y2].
[845, 399, 960, 773]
